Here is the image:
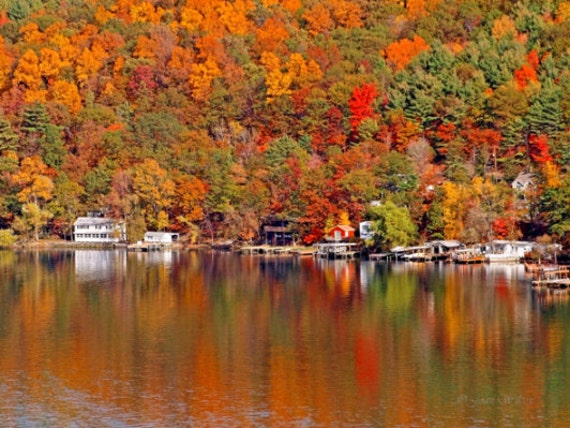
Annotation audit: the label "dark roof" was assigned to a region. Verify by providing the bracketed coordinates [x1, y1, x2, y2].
[264, 226, 289, 233]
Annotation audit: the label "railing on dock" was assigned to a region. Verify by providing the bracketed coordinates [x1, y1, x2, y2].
[531, 266, 570, 289]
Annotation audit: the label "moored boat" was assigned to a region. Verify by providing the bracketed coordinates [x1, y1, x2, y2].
[454, 252, 486, 264]
[453, 247, 485, 264]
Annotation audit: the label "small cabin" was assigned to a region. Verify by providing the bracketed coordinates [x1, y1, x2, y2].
[427, 240, 462, 257]
[511, 172, 535, 193]
[73, 214, 126, 243]
[144, 231, 179, 244]
[328, 225, 355, 242]
[262, 221, 294, 246]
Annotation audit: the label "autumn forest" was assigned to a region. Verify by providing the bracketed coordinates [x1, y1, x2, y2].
[0, 0, 569, 246]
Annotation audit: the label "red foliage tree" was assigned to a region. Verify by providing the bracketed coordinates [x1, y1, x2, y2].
[514, 64, 538, 90]
[528, 134, 552, 163]
[527, 49, 540, 70]
[431, 122, 456, 157]
[348, 83, 378, 132]
[492, 217, 509, 239]
[127, 65, 158, 97]
[326, 107, 347, 150]
[460, 119, 502, 158]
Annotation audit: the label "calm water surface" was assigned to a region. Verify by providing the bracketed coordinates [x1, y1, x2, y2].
[0, 250, 569, 427]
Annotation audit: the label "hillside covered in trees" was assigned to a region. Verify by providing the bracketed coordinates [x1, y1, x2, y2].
[0, 0, 569, 246]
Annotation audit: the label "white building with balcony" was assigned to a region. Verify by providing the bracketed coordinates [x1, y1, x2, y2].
[73, 215, 126, 243]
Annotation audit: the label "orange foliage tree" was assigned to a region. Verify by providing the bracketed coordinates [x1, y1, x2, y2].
[0, 36, 15, 90]
[382, 35, 430, 71]
[302, 3, 334, 36]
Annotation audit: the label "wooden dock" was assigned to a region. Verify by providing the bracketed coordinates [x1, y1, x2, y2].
[314, 243, 360, 259]
[369, 253, 393, 261]
[531, 267, 570, 289]
[239, 245, 316, 256]
[127, 242, 167, 252]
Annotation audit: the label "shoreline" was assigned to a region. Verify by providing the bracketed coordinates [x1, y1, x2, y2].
[8, 239, 209, 251]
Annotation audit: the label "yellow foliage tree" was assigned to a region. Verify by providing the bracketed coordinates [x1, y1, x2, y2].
[75, 48, 103, 85]
[440, 181, 468, 240]
[113, 56, 125, 78]
[44, 22, 67, 41]
[542, 161, 561, 188]
[19, 22, 45, 45]
[155, 210, 170, 231]
[189, 57, 222, 102]
[13, 49, 42, 91]
[261, 52, 292, 101]
[338, 211, 351, 226]
[49, 34, 77, 70]
[180, 5, 204, 32]
[94, 5, 115, 25]
[50, 80, 82, 114]
[131, 159, 175, 227]
[286, 53, 323, 88]
[470, 176, 496, 202]
[218, 0, 254, 35]
[130, 1, 165, 24]
[11, 156, 54, 205]
[491, 15, 517, 40]
[556, 2, 570, 21]
[12, 202, 53, 241]
[180, 1, 226, 36]
[39, 48, 62, 84]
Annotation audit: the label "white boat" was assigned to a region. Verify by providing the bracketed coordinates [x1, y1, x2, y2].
[483, 241, 534, 263]
[484, 252, 521, 263]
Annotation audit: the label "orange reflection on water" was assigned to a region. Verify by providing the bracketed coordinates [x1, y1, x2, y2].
[0, 252, 569, 426]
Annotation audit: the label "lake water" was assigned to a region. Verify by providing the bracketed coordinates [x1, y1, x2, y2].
[0, 249, 569, 427]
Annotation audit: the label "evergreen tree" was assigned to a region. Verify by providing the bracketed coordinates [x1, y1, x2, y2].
[526, 79, 563, 137]
[20, 102, 66, 169]
[0, 117, 17, 153]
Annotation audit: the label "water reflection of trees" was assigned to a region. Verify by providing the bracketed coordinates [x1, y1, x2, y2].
[0, 252, 570, 425]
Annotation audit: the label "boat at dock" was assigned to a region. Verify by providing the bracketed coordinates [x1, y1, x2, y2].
[453, 247, 485, 264]
[483, 240, 533, 264]
[403, 251, 434, 262]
